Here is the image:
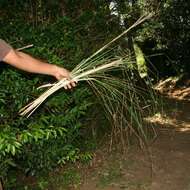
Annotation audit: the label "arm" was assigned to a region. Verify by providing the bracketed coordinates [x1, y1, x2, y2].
[3, 49, 69, 80]
[0, 39, 75, 88]
[3, 49, 75, 88]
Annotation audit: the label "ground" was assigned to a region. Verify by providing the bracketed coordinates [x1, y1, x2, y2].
[78, 78, 190, 190]
[77, 100, 190, 190]
[17, 77, 190, 190]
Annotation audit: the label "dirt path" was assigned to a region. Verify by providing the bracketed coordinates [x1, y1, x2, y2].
[149, 99, 190, 190]
[78, 99, 190, 190]
[46, 80, 190, 190]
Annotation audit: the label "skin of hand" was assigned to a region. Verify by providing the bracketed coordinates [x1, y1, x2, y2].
[3, 49, 76, 89]
[53, 66, 76, 89]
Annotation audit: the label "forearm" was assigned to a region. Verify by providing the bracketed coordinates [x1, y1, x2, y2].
[4, 49, 57, 76]
[3, 48, 73, 84]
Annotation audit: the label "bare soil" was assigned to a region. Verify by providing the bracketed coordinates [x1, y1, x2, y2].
[76, 79, 190, 190]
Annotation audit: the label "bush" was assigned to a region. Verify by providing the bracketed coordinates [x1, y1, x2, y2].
[0, 16, 94, 184]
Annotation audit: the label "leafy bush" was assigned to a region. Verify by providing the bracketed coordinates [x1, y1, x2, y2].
[0, 65, 93, 177]
[0, 2, 123, 187]
[0, 17, 93, 185]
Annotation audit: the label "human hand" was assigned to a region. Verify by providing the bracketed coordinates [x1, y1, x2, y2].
[53, 66, 76, 89]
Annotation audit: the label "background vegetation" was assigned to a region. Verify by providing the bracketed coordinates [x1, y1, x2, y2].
[0, 0, 189, 189]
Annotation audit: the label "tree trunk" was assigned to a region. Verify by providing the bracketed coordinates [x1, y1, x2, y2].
[0, 179, 3, 190]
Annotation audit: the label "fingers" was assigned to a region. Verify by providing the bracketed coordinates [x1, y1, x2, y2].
[54, 66, 77, 90]
[68, 80, 77, 89]
[71, 80, 77, 87]
[67, 83, 72, 89]
[63, 80, 77, 90]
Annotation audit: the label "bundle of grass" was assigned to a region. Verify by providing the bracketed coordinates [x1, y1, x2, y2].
[20, 14, 152, 116]
[20, 58, 123, 116]
[20, 14, 159, 143]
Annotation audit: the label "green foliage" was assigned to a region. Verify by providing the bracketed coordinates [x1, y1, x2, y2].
[2, 0, 187, 189]
[0, 1, 122, 188]
[133, 43, 147, 78]
[138, 0, 190, 77]
[0, 68, 93, 175]
[0, 18, 91, 184]
[112, 0, 190, 77]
